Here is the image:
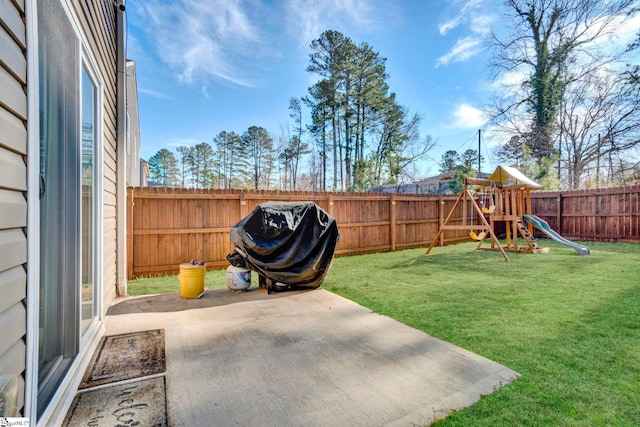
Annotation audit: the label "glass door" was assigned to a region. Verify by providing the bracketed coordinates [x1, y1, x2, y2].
[37, 0, 82, 416]
[81, 67, 96, 332]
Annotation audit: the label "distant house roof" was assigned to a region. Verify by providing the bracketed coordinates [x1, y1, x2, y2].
[369, 174, 451, 194]
[369, 172, 492, 195]
[414, 173, 452, 183]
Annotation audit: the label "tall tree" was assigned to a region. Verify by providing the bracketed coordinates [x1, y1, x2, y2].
[176, 145, 193, 187]
[279, 145, 293, 191]
[625, 21, 639, 87]
[439, 150, 460, 175]
[352, 42, 389, 187]
[148, 148, 179, 187]
[371, 95, 404, 186]
[369, 95, 433, 188]
[460, 149, 482, 173]
[288, 98, 310, 190]
[559, 71, 640, 189]
[190, 142, 216, 188]
[241, 126, 273, 189]
[438, 149, 481, 194]
[489, 0, 636, 166]
[213, 131, 244, 189]
[305, 79, 333, 191]
[306, 30, 422, 190]
[496, 135, 526, 167]
[307, 30, 351, 190]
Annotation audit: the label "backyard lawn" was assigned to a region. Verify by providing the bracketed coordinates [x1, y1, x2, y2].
[127, 240, 640, 426]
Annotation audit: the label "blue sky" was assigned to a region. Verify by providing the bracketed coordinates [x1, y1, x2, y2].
[125, 0, 636, 179]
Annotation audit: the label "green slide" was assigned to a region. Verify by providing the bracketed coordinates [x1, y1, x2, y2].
[523, 215, 591, 256]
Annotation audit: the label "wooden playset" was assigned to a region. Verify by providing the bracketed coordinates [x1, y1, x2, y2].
[426, 165, 547, 262]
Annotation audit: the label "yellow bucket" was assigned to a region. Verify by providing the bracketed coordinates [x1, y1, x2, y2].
[179, 263, 205, 299]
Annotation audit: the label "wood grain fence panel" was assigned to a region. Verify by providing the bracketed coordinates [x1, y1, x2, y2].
[566, 193, 577, 236]
[158, 197, 170, 266]
[632, 189, 639, 237]
[531, 186, 640, 241]
[394, 197, 435, 249]
[589, 192, 600, 237]
[618, 192, 627, 237]
[127, 186, 640, 278]
[531, 193, 560, 231]
[597, 193, 608, 238]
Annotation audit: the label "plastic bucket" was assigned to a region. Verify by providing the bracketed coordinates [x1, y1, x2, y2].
[226, 265, 251, 291]
[179, 263, 205, 299]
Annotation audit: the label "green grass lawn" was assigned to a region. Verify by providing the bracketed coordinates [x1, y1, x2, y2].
[322, 240, 640, 426]
[127, 240, 639, 426]
[127, 269, 229, 296]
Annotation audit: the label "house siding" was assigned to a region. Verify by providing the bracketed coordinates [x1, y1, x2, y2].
[1, 0, 123, 418]
[0, 0, 28, 416]
[126, 61, 142, 187]
[70, 0, 119, 311]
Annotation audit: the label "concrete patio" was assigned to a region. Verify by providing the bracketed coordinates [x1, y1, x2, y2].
[105, 286, 520, 426]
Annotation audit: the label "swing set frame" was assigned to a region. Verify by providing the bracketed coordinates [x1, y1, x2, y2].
[426, 178, 509, 261]
[426, 175, 547, 263]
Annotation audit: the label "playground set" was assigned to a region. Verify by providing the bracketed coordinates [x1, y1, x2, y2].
[426, 165, 590, 262]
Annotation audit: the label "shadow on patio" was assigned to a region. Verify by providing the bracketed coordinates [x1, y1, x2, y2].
[91, 287, 519, 426]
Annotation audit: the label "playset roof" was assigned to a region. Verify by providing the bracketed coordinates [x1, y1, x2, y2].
[488, 165, 543, 189]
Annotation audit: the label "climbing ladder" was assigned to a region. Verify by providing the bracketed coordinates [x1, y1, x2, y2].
[516, 219, 537, 250]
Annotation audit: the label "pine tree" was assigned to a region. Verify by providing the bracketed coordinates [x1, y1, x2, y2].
[242, 126, 273, 189]
[148, 148, 179, 187]
[213, 131, 244, 189]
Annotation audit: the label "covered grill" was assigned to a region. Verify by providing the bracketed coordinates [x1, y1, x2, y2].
[227, 202, 339, 293]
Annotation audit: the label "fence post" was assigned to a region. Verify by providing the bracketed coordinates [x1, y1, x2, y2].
[438, 196, 444, 246]
[126, 187, 135, 280]
[390, 194, 396, 251]
[556, 193, 562, 235]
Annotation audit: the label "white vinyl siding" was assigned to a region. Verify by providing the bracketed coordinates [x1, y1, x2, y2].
[68, 0, 119, 309]
[2, 0, 122, 419]
[0, 107, 27, 153]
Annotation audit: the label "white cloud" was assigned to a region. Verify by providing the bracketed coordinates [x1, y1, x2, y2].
[438, 0, 485, 35]
[133, 0, 267, 88]
[470, 13, 494, 36]
[285, 0, 397, 45]
[436, 0, 493, 65]
[492, 68, 527, 88]
[436, 36, 483, 67]
[438, 15, 463, 36]
[451, 103, 487, 129]
[590, 12, 640, 52]
[138, 88, 173, 100]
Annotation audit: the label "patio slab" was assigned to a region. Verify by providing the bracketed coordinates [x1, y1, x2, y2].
[106, 287, 519, 426]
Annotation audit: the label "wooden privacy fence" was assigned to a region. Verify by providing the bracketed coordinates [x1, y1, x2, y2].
[127, 185, 640, 278]
[126, 188, 469, 278]
[530, 185, 640, 242]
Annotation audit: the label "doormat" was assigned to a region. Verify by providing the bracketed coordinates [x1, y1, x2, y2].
[63, 376, 168, 426]
[79, 329, 166, 389]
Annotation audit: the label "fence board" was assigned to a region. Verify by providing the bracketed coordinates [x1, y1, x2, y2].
[530, 185, 640, 242]
[127, 185, 640, 278]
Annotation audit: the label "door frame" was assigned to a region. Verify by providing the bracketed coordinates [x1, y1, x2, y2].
[25, 0, 106, 424]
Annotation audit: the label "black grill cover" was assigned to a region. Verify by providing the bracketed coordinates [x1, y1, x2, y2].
[228, 202, 339, 288]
